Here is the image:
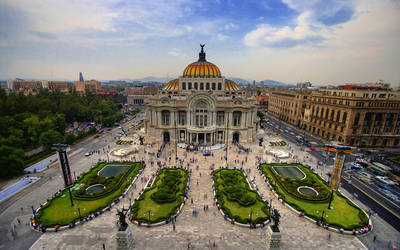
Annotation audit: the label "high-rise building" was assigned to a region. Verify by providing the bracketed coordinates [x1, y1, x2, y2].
[79, 72, 84, 82]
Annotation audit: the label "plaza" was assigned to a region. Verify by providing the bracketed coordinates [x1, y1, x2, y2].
[23, 123, 375, 249]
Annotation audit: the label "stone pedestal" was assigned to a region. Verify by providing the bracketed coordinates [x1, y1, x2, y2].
[116, 226, 134, 250]
[266, 225, 281, 250]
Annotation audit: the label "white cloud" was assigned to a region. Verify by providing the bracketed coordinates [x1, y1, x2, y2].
[168, 49, 181, 57]
[224, 23, 238, 30]
[244, 11, 326, 48]
[216, 34, 229, 41]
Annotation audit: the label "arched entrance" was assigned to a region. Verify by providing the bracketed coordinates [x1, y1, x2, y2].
[232, 132, 239, 143]
[163, 132, 170, 143]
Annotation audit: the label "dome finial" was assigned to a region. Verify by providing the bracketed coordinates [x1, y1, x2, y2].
[198, 44, 206, 61]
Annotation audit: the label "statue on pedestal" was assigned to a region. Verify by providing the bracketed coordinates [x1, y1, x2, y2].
[139, 136, 144, 145]
[117, 207, 129, 231]
[271, 208, 280, 231]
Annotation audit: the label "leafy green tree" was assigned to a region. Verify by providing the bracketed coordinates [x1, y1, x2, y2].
[64, 133, 76, 145]
[0, 146, 25, 179]
[257, 111, 265, 122]
[39, 130, 64, 150]
[102, 115, 115, 127]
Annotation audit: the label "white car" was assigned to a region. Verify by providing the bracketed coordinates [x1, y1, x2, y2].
[84, 152, 91, 157]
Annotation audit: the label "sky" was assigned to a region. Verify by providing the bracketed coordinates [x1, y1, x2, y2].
[0, 0, 399, 85]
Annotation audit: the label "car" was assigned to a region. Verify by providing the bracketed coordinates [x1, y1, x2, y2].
[94, 134, 100, 138]
[107, 128, 112, 131]
[84, 152, 91, 157]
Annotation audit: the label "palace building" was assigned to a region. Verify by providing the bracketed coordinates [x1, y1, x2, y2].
[268, 85, 400, 148]
[144, 45, 257, 145]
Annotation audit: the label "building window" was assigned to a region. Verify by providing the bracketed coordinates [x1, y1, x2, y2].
[394, 139, 399, 146]
[354, 113, 360, 125]
[178, 111, 186, 125]
[372, 139, 377, 145]
[212, 82, 216, 90]
[200, 82, 204, 90]
[330, 110, 334, 121]
[206, 82, 210, 90]
[182, 82, 186, 90]
[218, 82, 222, 90]
[233, 111, 242, 126]
[161, 110, 170, 126]
[342, 112, 347, 124]
[195, 109, 208, 127]
[217, 111, 225, 126]
[188, 82, 192, 89]
[321, 108, 324, 118]
[194, 82, 198, 89]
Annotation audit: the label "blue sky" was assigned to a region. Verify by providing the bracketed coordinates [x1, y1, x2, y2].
[0, 0, 399, 85]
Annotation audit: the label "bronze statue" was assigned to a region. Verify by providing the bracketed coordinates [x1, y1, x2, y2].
[200, 44, 205, 52]
[116, 207, 129, 231]
[271, 208, 280, 230]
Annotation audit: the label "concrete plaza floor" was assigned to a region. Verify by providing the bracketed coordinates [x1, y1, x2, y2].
[29, 129, 372, 250]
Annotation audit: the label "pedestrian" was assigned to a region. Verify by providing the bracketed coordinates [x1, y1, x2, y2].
[191, 198, 193, 204]
[102, 243, 106, 250]
[173, 223, 176, 231]
[373, 235, 376, 242]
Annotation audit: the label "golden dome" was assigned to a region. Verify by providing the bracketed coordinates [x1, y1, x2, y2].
[183, 44, 221, 78]
[183, 61, 221, 78]
[225, 79, 240, 91]
[163, 79, 178, 90]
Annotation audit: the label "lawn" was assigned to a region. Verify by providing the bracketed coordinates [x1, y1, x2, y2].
[214, 169, 270, 224]
[34, 162, 142, 227]
[131, 168, 188, 224]
[260, 163, 369, 230]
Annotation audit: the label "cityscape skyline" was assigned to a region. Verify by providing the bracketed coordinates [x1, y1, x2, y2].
[0, 0, 399, 85]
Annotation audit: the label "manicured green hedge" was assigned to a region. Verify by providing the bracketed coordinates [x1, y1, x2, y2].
[264, 163, 330, 202]
[260, 163, 369, 231]
[72, 162, 139, 200]
[116, 140, 133, 145]
[269, 141, 287, 146]
[131, 168, 189, 224]
[214, 169, 270, 224]
[34, 161, 142, 227]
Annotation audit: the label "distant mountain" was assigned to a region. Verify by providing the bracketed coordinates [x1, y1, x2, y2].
[227, 77, 251, 85]
[118, 77, 173, 83]
[261, 80, 287, 86]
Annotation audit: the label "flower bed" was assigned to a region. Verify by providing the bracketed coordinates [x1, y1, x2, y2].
[33, 162, 142, 228]
[116, 140, 133, 145]
[269, 141, 286, 146]
[131, 168, 189, 224]
[214, 169, 270, 225]
[260, 163, 369, 231]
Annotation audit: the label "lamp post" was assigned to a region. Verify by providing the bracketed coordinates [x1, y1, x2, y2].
[328, 190, 334, 209]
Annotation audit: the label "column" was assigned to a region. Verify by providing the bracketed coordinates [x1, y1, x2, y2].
[196, 133, 198, 144]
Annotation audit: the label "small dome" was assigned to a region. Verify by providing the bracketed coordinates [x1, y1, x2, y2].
[225, 79, 240, 91]
[163, 79, 178, 90]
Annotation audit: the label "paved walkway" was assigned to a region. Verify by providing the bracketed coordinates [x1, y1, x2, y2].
[29, 129, 368, 250]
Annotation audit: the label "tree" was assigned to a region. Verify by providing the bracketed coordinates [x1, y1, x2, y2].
[39, 130, 64, 150]
[64, 133, 76, 145]
[0, 145, 25, 179]
[102, 115, 115, 127]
